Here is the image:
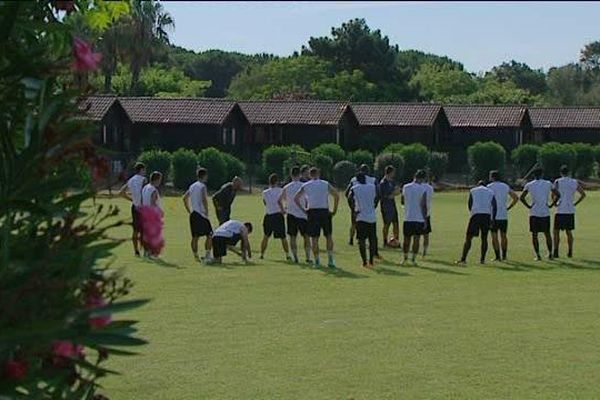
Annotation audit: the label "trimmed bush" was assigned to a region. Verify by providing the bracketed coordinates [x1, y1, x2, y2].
[594, 144, 600, 164]
[311, 143, 346, 164]
[467, 141, 506, 182]
[282, 148, 311, 180]
[511, 144, 541, 178]
[538, 142, 576, 180]
[138, 149, 172, 179]
[570, 142, 595, 179]
[311, 153, 334, 180]
[399, 143, 430, 182]
[347, 149, 374, 169]
[382, 143, 405, 154]
[197, 147, 228, 190]
[222, 152, 246, 181]
[333, 160, 357, 188]
[171, 148, 198, 190]
[262, 145, 305, 178]
[374, 153, 404, 180]
[427, 152, 449, 182]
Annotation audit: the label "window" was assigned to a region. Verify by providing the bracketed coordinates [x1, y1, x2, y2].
[231, 128, 236, 146]
[102, 125, 107, 144]
[222, 127, 227, 145]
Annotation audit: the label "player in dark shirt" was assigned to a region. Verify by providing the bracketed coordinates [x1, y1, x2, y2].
[212, 176, 243, 224]
[379, 165, 400, 246]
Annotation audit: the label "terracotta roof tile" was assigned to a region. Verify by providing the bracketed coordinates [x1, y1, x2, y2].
[352, 103, 442, 126]
[78, 95, 117, 121]
[239, 100, 349, 126]
[118, 97, 237, 124]
[529, 107, 600, 129]
[445, 105, 528, 128]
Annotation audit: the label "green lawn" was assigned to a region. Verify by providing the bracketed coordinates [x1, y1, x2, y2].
[102, 191, 600, 399]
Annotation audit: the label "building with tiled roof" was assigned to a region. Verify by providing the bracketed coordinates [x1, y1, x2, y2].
[529, 107, 600, 144]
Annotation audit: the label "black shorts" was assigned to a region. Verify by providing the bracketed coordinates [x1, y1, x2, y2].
[356, 221, 376, 240]
[490, 219, 508, 233]
[307, 208, 333, 238]
[131, 204, 141, 231]
[212, 234, 241, 258]
[467, 214, 491, 237]
[381, 206, 399, 225]
[189, 211, 212, 238]
[216, 208, 231, 225]
[287, 214, 308, 236]
[529, 216, 551, 233]
[423, 216, 432, 234]
[554, 214, 575, 231]
[263, 213, 286, 238]
[403, 221, 424, 237]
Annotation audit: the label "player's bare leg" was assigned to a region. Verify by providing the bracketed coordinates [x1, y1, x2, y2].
[491, 231, 501, 261]
[566, 230, 574, 258]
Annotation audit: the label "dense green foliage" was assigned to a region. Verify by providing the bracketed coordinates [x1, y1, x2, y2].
[382, 143, 405, 154]
[197, 147, 229, 189]
[261, 145, 306, 179]
[311, 143, 346, 164]
[427, 152, 449, 182]
[538, 142, 577, 179]
[222, 152, 246, 181]
[467, 142, 507, 182]
[511, 144, 541, 177]
[171, 148, 198, 189]
[333, 160, 357, 188]
[374, 153, 404, 179]
[398, 144, 430, 182]
[138, 149, 172, 180]
[570, 142, 596, 179]
[347, 149, 374, 168]
[311, 153, 334, 181]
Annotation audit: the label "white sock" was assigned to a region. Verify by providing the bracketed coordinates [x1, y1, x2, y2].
[327, 250, 334, 260]
[305, 247, 311, 260]
[205, 250, 212, 259]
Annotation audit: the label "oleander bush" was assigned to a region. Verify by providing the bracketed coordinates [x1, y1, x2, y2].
[467, 141, 506, 182]
[171, 148, 198, 189]
[511, 144, 541, 177]
[197, 147, 228, 189]
[538, 142, 577, 179]
[333, 160, 358, 188]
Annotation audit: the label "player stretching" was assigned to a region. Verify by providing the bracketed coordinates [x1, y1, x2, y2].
[349, 172, 378, 268]
[457, 181, 497, 265]
[294, 167, 339, 269]
[552, 165, 586, 258]
[487, 170, 518, 261]
[379, 165, 400, 247]
[280, 166, 312, 264]
[212, 220, 253, 264]
[260, 173, 290, 260]
[401, 170, 428, 264]
[520, 168, 560, 260]
[118, 162, 146, 256]
[182, 168, 213, 263]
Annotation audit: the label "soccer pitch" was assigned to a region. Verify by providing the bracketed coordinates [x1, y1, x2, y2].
[102, 191, 600, 399]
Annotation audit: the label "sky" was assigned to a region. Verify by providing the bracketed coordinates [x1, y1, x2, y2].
[162, 1, 600, 73]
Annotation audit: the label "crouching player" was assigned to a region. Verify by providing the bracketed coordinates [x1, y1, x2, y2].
[211, 220, 253, 264]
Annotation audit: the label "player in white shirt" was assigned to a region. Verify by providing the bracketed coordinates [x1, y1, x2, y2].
[457, 181, 497, 265]
[212, 220, 253, 264]
[552, 165, 586, 258]
[348, 172, 379, 268]
[345, 164, 377, 246]
[520, 168, 560, 260]
[260, 173, 290, 260]
[279, 166, 312, 264]
[401, 170, 428, 264]
[487, 170, 518, 261]
[118, 162, 146, 256]
[182, 168, 213, 262]
[421, 176, 434, 257]
[294, 167, 340, 268]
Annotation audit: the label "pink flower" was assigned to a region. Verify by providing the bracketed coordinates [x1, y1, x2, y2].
[4, 360, 27, 380]
[52, 340, 84, 359]
[86, 294, 112, 329]
[139, 205, 165, 256]
[72, 37, 102, 72]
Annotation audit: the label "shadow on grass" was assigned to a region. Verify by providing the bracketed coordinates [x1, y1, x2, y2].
[504, 260, 554, 271]
[581, 259, 600, 267]
[320, 266, 368, 279]
[373, 266, 410, 277]
[553, 259, 600, 271]
[493, 263, 530, 272]
[141, 257, 182, 269]
[417, 262, 468, 275]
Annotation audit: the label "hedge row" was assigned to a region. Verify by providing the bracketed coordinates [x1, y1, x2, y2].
[466, 141, 600, 181]
[262, 143, 449, 187]
[138, 147, 246, 190]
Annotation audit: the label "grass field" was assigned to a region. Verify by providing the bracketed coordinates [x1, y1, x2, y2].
[101, 191, 600, 399]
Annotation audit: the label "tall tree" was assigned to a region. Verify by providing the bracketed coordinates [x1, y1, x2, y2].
[580, 41, 600, 70]
[487, 60, 548, 95]
[301, 18, 398, 84]
[123, 0, 174, 94]
[410, 63, 478, 102]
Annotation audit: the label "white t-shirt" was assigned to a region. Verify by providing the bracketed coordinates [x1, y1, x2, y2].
[188, 181, 208, 217]
[127, 174, 146, 207]
[283, 180, 307, 219]
[302, 179, 330, 210]
[487, 181, 511, 220]
[141, 184, 161, 209]
[350, 175, 377, 185]
[524, 179, 553, 217]
[470, 185, 495, 216]
[402, 181, 426, 223]
[263, 186, 283, 215]
[554, 177, 579, 214]
[351, 182, 377, 223]
[214, 220, 243, 238]
[422, 183, 434, 217]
